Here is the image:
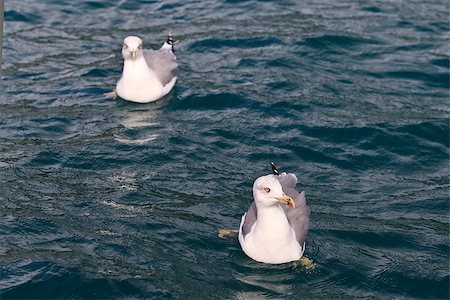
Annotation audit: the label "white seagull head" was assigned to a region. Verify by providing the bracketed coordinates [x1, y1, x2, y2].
[122, 36, 143, 60]
[252, 175, 295, 209]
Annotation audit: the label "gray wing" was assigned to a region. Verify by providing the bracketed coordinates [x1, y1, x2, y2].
[143, 49, 178, 86]
[240, 201, 257, 238]
[283, 189, 310, 246]
[277, 173, 310, 246]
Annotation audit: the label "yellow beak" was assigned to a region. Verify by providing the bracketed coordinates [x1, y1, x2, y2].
[276, 194, 295, 208]
[131, 50, 136, 59]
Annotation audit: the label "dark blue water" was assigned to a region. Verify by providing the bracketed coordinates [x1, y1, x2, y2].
[1, 0, 449, 299]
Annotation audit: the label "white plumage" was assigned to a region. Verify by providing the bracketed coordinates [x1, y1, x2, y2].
[238, 170, 310, 264]
[115, 35, 178, 103]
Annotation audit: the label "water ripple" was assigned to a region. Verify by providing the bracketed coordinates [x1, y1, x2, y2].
[1, 0, 448, 298]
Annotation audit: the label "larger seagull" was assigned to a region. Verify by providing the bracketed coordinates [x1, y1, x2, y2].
[238, 162, 310, 264]
[106, 34, 178, 103]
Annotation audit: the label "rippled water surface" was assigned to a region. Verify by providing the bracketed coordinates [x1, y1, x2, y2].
[1, 0, 449, 299]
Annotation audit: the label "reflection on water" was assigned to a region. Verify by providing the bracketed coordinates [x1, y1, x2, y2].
[107, 171, 139, 191]
[114, 107, 161, 145]
[120, 110, 160, 129]
[235, 273, 293, 296]
[114, 135, 159, 144]
[232, 258, 318, 298]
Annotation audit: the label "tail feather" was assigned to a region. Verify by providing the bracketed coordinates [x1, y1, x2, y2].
[271, 161, 280, 175]
[166, 33, 175, 47]
[160, 32, 176, 53]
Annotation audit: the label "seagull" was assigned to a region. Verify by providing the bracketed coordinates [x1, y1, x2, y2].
[106, 34, 178, 103]
[238, 162, 310, 264]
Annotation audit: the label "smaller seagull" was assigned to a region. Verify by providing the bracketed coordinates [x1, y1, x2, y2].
[238, 162, 310, 264]
[106, 33, 178, 103]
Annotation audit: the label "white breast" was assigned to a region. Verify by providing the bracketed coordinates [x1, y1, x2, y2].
[116, 57, 172, 103]
[238, 206, 303, 264]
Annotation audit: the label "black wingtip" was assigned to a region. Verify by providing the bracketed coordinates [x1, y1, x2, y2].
[271, 161, 280, 175]
[165, 32, 176, 53]
[166, 32, 175, 46]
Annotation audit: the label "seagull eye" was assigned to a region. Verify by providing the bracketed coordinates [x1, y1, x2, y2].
[264, 188, 271, 193]
[123, 44, 128, 50]
[138, 44, 142, 50]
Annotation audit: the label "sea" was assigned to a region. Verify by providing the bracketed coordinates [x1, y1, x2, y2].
[0, 0, 449, 299]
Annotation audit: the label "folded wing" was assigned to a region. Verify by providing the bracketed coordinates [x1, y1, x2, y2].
[240, 202, 257, 238]
[277, 173, 310, 247]
[143, 49, 178, 86]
